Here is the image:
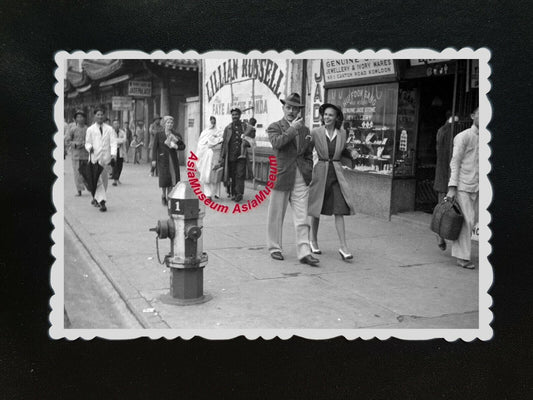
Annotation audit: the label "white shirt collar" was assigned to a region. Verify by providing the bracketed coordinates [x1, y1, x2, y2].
[325, 127, 337, 141]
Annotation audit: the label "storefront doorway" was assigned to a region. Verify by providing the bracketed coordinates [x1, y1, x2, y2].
[414, 75, 455, 212]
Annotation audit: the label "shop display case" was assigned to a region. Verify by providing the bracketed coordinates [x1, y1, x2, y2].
[328, 82, 399, 176]
[344, 125, 395, 175]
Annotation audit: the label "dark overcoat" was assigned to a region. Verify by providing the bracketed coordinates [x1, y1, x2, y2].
[220, 121, 255, 184]
[308, 127, 357, 217]
[434, 122, 453, 193]
[152, 129, 182, 188]
[267, 119, 313, 191]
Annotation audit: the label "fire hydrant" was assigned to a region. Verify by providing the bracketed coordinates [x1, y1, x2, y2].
[150, 181, 210, 305]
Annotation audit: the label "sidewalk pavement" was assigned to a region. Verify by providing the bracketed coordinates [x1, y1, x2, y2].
[63, 156, 479, 329]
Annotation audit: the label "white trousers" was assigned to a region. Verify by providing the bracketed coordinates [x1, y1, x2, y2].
[94, 165, 109, 203]
[452, 190, 479, 260]
[203, 182, 221, 198]
[267, 168, 311, 260]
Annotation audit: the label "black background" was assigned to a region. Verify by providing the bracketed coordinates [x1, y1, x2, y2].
[1, 0, 532, 398]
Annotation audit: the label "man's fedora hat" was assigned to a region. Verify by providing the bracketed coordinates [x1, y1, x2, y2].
[319, 103, 344, 121]
[74, 109, 86, 118]
[153, 114, 161, 121]
[281, 92, 304, 107]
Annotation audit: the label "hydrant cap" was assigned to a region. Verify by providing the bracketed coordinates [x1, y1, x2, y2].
[168, 181, 196, 200]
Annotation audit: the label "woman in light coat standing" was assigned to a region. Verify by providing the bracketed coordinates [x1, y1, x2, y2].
[308, 103, 358, 261]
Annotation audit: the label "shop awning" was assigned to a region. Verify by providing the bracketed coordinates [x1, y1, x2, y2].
[77, 84, 92, 93]
[150, 59, 198, 71]
[66, 69, 89, 88]
[82, 59, 124, 80]
[99, 74, 132, 87]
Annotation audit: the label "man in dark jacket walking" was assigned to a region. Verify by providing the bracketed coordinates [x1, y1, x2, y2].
[219, 108, 255, 202]
[434, 111, 455, 250]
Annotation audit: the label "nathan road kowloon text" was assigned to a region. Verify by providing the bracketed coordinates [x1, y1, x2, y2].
[185, 151, 278, 214]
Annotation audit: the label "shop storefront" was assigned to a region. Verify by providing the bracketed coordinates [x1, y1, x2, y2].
[312, 58, 478, 219]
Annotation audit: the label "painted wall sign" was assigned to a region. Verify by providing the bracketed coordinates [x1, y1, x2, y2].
[323, 59, 395, 83]
[203, 59, 288, 147]
[128, 80, 152, 97]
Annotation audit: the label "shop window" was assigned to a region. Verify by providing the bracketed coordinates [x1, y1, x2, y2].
[327, 82, 398, 176]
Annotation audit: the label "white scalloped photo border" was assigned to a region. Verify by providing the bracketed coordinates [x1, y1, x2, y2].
[50, 48, 492, 341]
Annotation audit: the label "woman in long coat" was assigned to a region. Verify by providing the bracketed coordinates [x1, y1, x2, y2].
[151, 115, 184, 205]
[308, 103, 358, 261]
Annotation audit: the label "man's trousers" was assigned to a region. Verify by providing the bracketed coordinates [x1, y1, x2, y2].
[267, 168, 311, 260]
[452, 190, 479, 261]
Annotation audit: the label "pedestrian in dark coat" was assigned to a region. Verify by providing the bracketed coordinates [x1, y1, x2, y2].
[308, 103, 358, 261]
[151, 115, 184, 205]
[434, 111, 454, 250]
[219, 108, 255, 202]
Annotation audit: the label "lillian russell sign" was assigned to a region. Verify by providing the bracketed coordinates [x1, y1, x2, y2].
[205, 59, 285, 102]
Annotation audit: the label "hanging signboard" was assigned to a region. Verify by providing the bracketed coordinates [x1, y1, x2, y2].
[323, 59, 395, 84]
[112, 96, 133, 110]
[202, 59, 288, 147]
[128, 80, 152, 97]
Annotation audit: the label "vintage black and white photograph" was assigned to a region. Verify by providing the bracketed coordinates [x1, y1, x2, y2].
[51, 50, 491, 340]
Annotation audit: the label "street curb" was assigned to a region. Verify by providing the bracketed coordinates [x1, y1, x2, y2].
[65, 210, 169, 329]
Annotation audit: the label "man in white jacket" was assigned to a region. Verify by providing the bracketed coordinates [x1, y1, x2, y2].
[85, 108, 117, 212]
[446, 107, 479, 269]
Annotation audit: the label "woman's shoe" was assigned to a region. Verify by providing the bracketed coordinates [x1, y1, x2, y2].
[339, 249, 353, 261]
[310, 242, 322, 255]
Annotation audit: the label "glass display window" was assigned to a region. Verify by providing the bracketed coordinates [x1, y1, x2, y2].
[327, 82, 399, 176]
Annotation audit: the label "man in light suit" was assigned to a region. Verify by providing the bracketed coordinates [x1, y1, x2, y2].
[266, 93, 319, 266]
[85, 107, 117, 212]
[446, 107, 479, 269]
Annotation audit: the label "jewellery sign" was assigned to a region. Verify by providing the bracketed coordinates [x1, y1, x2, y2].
[323, 59, 395, 84]
[128, 80, 152, 97]
[202, 59, 288, 146]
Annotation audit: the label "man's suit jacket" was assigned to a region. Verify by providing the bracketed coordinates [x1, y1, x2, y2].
[85, 122, 117, 165]
[267, 118, 313, 191]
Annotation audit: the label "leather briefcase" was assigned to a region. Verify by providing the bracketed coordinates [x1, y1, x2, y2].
[430, 198, 464, 241]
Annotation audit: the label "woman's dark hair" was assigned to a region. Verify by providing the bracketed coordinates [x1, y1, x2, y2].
[320, 106, 343, 130]
[210, 116, 216, 123]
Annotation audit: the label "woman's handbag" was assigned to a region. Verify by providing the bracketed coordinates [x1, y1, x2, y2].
[430, 197, 465, 240]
